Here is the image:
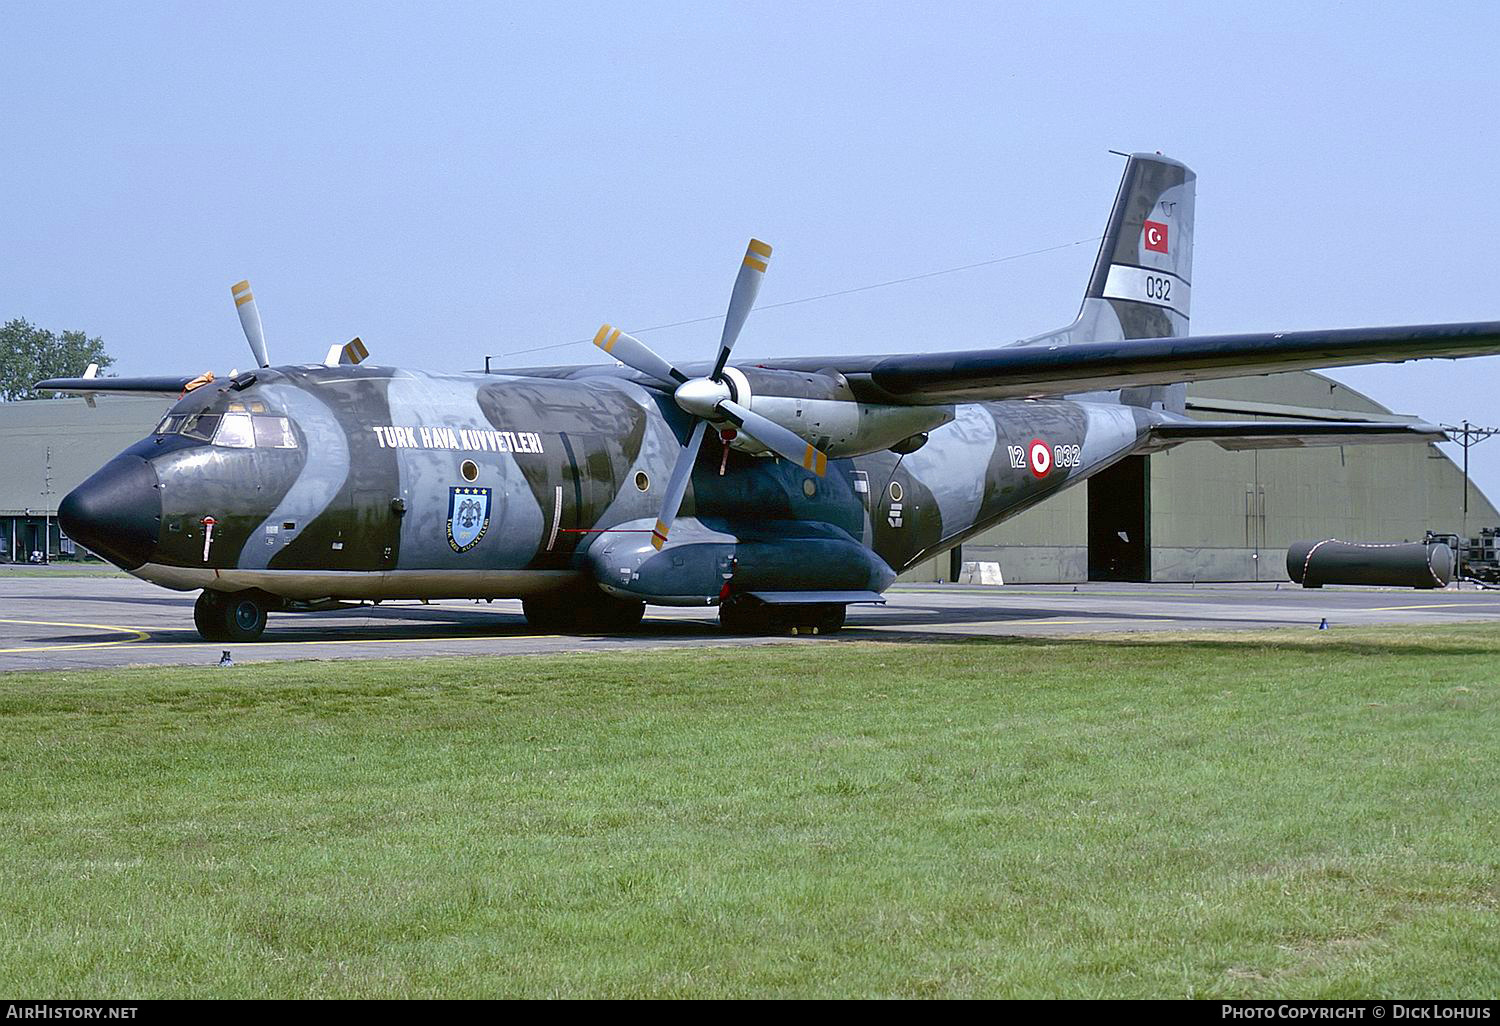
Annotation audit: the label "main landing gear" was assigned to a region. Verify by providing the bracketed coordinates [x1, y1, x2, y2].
[194, 589, 271, 642]
[522, 589, 646, 634]
[718, 595, 846, 635]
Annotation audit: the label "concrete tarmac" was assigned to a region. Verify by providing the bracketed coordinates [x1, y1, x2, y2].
[1, 574, 1497, 672]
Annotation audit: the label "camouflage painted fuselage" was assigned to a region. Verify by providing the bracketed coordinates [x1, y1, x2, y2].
[105, 363, 1149, 603]
[60, 150, 1194, 603]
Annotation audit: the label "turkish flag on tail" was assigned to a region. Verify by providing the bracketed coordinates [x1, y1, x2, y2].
[1143, 220, 1169, 253]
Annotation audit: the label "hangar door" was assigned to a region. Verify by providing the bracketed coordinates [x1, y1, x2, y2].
[1088, 456, 1150, 582]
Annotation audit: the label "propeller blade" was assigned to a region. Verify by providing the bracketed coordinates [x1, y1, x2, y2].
[231, 280, 271, 368]
[651, 420, 709, 550]
[324, 337, 369, 367]
[592, 324, 686, 387]
[718, 398, 828, 477]
[711, 238, 772, 380]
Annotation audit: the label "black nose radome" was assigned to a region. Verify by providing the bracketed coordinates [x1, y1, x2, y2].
[58, 456, 161, 571]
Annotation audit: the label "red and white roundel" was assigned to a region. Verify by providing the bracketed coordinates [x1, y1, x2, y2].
[1028, 438, 1052, 477]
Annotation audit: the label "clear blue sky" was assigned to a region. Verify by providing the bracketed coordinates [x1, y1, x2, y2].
[4, 2, 1499, 506]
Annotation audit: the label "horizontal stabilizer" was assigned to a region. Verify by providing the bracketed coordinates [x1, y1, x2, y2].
[35, 375, 200, 398]
[853, 320, 1500, 403]
[1149, 419, 1446, 451]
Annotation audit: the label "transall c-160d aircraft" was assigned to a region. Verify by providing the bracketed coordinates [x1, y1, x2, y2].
[42, 153, 1500, 641]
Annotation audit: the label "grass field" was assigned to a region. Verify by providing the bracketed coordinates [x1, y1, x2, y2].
[0, 628, 1496, 998]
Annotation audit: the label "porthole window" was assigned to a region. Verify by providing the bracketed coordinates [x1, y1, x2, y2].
[635, 471, 650, 492]
[461, 459, 479, 482]
[802, 478, 816, 498]
[889, 481, 904, 502]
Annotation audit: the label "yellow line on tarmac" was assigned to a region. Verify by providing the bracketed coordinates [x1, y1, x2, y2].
[845, 617, 1095, 632]
[100, 634, 556, 650]
[1364, 602, 1500, 612]
[0, 618, 152, 654]
[943, 618, 1096, 628]
[0, 611, 729, 657]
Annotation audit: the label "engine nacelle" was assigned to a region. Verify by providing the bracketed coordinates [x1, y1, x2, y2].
[723, 366, 954, 459]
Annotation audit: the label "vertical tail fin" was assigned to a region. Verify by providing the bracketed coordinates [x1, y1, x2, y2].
[1082, 152, 1195, 340]
[1026, 152, 1196, 347]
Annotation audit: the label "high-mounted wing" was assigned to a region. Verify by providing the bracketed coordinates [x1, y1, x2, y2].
[35, 374, 203, 398]
[811, 320, 1500, 404]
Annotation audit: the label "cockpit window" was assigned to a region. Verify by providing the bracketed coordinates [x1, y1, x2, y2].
[214, 413, 255, 448]
[156, 401, 299, 449]
[181, 413, 221, 441]
[252, 416, 298, 449]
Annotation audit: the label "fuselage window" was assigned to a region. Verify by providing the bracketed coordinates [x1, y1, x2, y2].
[154, 414, 186, 435]
[214, 413, 256, 448]
[252, 415, 298, 449]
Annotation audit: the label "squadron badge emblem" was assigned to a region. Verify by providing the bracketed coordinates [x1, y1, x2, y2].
[447, 486, 492, 553]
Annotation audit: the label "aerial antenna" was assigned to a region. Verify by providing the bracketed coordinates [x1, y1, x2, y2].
[482, 235, 1101, 367]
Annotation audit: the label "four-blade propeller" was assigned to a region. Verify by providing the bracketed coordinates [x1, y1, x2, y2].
[594, 239, 830, 550]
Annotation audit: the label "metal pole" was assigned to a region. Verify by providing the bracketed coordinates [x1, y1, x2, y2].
[42, 446, 53, 565]
[1462, 421, 1470, 583]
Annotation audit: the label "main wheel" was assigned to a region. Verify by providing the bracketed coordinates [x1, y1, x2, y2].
[194, 590, 269, 642]
[719, 595, 771, 634]
[521, 596, 567, 632]
[523, 590, 645, 634]
[194, 590, 229, 641]
[721, 598, 846, 635]
[220, 593, 269, 642]
[590, 595, 645, 633]
[806, 603, 846, 634]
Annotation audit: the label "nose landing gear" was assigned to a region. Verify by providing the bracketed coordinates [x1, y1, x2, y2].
[194, 589, 270, 642]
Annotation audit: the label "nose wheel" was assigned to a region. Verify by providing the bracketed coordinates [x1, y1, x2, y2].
[194, 590, 269, 642]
